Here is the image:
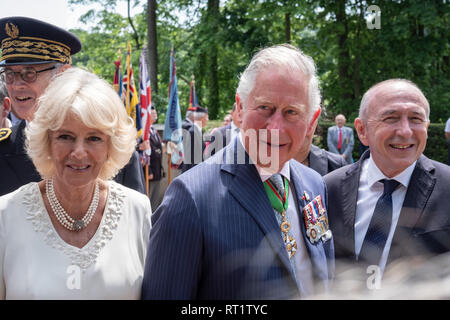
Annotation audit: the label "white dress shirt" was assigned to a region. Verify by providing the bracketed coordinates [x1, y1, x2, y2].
[355, 156, 416, 273]
[3, 118, 11, 128]
[9, 112, 21, 127]
[230, 122, 239, 141]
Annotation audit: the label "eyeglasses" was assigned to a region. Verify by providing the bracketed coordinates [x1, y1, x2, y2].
[0, 66, 56, 84]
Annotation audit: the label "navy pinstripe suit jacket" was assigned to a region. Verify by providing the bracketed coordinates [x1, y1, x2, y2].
[142, 139, 335, 299]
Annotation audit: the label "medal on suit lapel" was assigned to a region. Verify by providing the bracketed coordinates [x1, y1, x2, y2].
[0, 128, 12, 141]
[264, 178, 297, 258]
[302, 191, 310, 201]
[302, 195, 332, 244]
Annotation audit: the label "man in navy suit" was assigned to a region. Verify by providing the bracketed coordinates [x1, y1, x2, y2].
[0, 16, 145, 196]
[142, 44, 334, 299]
[324, 79, 450, 285]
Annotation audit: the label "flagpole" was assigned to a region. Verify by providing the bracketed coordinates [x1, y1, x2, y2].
[163, 47, 182, 186]
[168, 154, 172, 185]
[126, 42, 131, 115]
[145, 164, 149, 197]
[167, 47, 173, 186]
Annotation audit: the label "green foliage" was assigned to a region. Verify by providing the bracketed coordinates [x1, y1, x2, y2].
[68, 0, 449, 124]
[424, 123, 448, 164]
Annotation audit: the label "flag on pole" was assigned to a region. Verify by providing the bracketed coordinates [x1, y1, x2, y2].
[124, 42, 142, 138]
[163, 48, 184, 167]
[139, 47, 152, 142]
[139, 47, 152, 165]
[189, 75, 200, 109]
[113, 55, 123, 97]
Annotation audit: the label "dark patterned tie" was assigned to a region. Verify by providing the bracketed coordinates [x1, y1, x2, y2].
[359, 179, 400, 266]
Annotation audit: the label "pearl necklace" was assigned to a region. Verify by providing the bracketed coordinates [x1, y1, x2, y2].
[46, 178, 100, 232]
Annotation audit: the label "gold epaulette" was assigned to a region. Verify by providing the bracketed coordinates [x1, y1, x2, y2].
[0, 128, 12, 141]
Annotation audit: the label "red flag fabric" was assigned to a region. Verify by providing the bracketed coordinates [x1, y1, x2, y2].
[139, 48, 152, 141]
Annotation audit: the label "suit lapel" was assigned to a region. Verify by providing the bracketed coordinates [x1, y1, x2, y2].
[340, 151, 368, 258]
[388, 156, 436, 263]
[221, 140, 297, 285]
[151, 127, 160, 145]
[329, 126, 336, 144]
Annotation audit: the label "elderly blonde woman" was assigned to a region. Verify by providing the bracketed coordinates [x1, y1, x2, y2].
[0, 67, 151, 299]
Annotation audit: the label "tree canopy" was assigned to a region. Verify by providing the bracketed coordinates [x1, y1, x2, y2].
[68, 0, 449, 123]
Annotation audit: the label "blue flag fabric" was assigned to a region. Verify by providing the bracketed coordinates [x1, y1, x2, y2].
[163, 49, 184, 166]
[123, 42, 142, 137]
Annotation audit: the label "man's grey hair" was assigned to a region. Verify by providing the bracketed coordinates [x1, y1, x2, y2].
[186, 110, 194, 121]
[236, 44, 321, 120]
[192, 111, 207, 121]
[359, 78, 430, 122]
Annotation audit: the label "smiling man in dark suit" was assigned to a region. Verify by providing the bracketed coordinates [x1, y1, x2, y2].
[324, 79, 450, 285]
[142, 44, 334, 300]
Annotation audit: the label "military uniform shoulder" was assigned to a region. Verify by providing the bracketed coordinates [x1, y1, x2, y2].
[0, 128, 12, 142]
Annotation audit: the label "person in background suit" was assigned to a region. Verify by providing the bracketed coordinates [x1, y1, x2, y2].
[142, 44, 334, 300]
[204, 103, 241, 158]
[324, 79, 450, 288]
[327, 114, 354, 164]
[0, 16, 145, 197]
[222, 114, 232, 126]
[180, 106, 208, 173]
[0, 77, 11, 129]
[182, 109, 194, 131]
[295, 109, 347, 176]
[358, 136, 369, 158]
[140, 105, 164, 210]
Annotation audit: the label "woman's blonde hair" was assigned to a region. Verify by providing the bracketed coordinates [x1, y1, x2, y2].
[26, 67, 137, 180]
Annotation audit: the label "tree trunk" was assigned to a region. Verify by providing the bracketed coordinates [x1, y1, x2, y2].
[352, 0, 364, 101]
[285, 12, 291, 43]
[335, 0, 352, 113]
[127, 0, 140, 49]
[207, 0, 220, 120]
[147, 0, 158, 94]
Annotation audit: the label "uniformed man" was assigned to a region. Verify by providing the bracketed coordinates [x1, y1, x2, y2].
[0, 16, 146, 196]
